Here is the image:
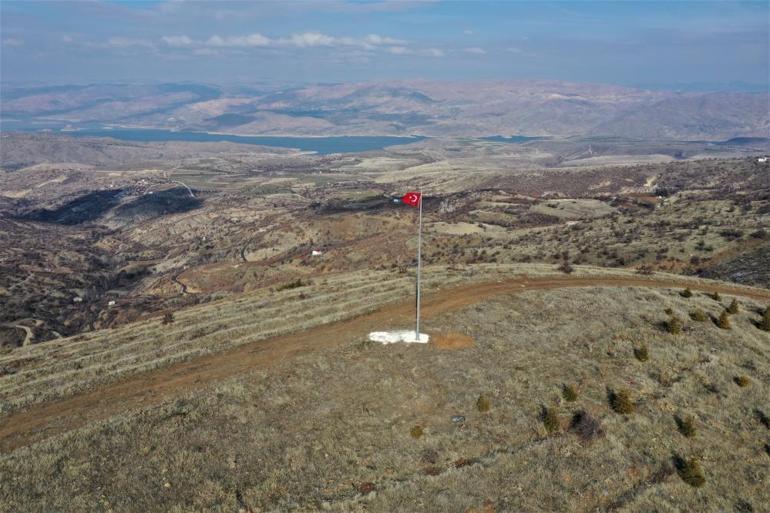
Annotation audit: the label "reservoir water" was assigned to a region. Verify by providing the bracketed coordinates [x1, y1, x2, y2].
[57, 128, 426, 155]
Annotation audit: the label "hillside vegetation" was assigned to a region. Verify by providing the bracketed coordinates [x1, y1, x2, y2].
[0, 265, 768, 512]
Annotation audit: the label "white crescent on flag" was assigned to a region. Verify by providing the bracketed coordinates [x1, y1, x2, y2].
[401, 191, 421, 207]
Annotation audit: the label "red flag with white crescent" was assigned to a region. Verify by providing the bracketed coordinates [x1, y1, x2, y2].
[401, 192, 421, 207]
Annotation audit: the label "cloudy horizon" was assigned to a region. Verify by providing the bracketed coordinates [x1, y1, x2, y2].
[1, 0, 768, 91]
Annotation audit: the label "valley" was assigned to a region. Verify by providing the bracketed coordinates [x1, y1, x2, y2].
[0, 109, 768, 513]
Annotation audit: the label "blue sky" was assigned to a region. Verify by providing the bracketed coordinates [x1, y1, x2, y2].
[1, 0, 768, 89]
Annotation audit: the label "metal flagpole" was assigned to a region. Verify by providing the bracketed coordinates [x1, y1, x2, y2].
[415, 189, 422, 341]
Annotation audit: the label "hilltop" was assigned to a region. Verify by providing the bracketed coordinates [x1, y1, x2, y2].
[0, 265, 768, 512]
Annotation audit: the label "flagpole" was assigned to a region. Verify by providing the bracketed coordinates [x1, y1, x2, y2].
[415, 188, 422, 341]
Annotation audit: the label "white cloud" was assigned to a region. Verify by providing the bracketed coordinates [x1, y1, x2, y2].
[506, 47, 524, 54]
[418, 48, 444, 57]
[463, 47, 486, 55]
[150, 31, 426, 56]
[2, 38, 23, 47]
[363, 34, 405, 46]
[162, 35, 194, 47]
[207, 33, 271, 47]
[463, 29, 474, 35]
[61, 35, 73, 44]
[283, 32, 337, 48]
[387, 46, 413, 55]
[107, 37, 153, 48]
[199, 31, 404, 51]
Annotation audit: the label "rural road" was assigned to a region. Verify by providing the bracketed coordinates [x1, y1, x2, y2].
[1, 274, 768, 453]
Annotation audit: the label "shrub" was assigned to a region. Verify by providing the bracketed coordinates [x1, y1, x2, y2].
[674, 456, 706, 488]
[276, 278, 307, 291]
[734, 376, 751, 387]
[666, 315, 683, 334]
[634, 345, 650, 362]
[454, 457, 477, 468]
[759, 308, 770, 332]
[716, 310, 731, 329]
[681, 288, 693, 298]
[557, 261, 574, 274]
[410, 425, 424, 439]
[636, 264, 654, 275]
[357, 482, 376, 494]
[675, 415, 696, 437]
[690, 310, 708, 322]
[754, 409, 770, 429]
[162, 312, 174, 325]
[609, 389, 635, 414]
[562, 384, 578, 402]
[710, 291, 721, 301]
[727, 298, 739, 314]
[476, 394, 491, 412]
[421, 448, 439, 464]
[569, 410, 605, 442]
[541, 407, 561, 434]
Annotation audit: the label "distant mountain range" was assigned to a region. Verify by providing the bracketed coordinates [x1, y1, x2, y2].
[2, 80, 768, 140]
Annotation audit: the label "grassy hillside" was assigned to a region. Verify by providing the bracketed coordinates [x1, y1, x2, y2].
[1, 265, 768, 512]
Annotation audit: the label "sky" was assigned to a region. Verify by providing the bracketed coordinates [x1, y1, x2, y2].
[1, 0, 768, 90]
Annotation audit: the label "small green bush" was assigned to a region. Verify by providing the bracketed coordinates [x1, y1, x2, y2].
[716, 310, 731, 329]
[710, 291, 721, 301]
[541, 407, 561, 434]
[689, 310, 708, 322]
[664, 307, 674, 315]
[410, 425, 424, 439]
[609, 389, 635, 414]
[681, 288, 693, 298]
[675, 415, 696, 437]
[727, 298, 739, 314]
[674, 456, 706, 488]
[734, 376, 751, 387]
[476, 394, 491, 413]
[666, 315, 683, 334]
[562, 384, 578, 402]
[634, 345, 650, 362]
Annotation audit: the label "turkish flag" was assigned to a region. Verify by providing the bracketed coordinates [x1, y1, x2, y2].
[401, 192, 421, 207]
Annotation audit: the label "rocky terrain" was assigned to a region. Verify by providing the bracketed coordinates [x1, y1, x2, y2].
[0, 124, 768, 513]
[1, 133, 768, 347]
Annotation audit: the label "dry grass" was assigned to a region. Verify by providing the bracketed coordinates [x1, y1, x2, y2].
[3, 264, 741, 414]
[1, 282, 767, 512]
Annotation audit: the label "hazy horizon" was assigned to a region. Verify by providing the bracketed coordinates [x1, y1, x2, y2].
[2, 0, 768, 92]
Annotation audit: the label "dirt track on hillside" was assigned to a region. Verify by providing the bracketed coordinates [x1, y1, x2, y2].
[1, 274, 768, 453]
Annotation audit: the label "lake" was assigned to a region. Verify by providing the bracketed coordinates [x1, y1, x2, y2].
[60, 128, 426, 155]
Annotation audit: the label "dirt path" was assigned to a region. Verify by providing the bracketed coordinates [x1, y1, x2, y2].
[1, 274, 768, 453]
[171, 272, 189, 295]
[1, 323, 34, 347]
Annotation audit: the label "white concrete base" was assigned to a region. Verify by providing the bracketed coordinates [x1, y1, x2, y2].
[368, 330, 430, 344]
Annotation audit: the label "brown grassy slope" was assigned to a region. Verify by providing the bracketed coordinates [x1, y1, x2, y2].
[0, 282, 768, 512]
[1, 265, 769, 453]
